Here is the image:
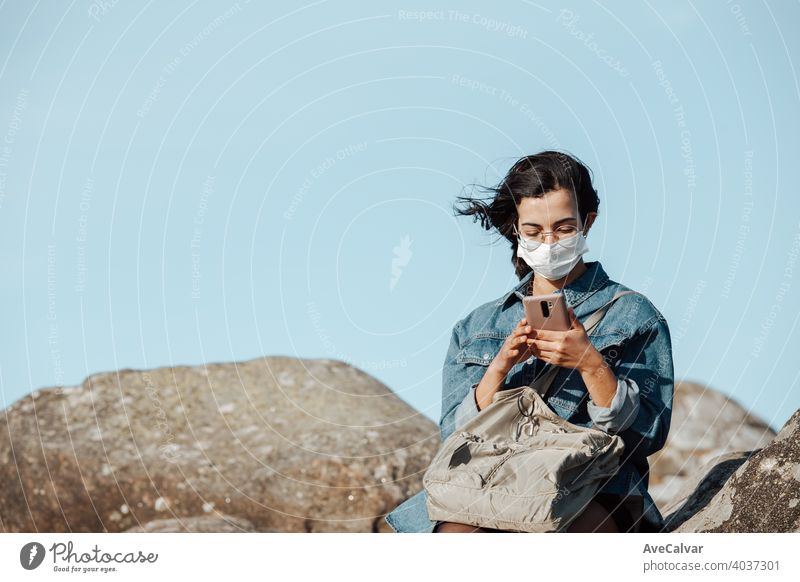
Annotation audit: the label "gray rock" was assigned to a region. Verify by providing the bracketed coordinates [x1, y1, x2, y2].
[0, 357, 438, 532]
[2, 356, 795, 534]
[648, 381, 776, 511]
[670, 408, 800, 532]
[660, 450, 757, 531]
[124, 514, 261, 532]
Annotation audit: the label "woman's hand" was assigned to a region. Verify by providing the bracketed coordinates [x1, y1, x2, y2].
[529, 306, 604, 373]
[488, 318, 538, 376]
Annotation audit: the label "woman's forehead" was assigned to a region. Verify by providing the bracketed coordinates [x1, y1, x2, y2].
[517, 190, 578, 224]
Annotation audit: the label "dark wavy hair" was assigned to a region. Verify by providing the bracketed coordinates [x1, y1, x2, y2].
[454, 150, 601, 279]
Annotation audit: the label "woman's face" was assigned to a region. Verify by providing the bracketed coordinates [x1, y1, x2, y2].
[516, 188, 595, 240]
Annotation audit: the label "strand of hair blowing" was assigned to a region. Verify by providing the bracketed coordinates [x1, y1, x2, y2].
[452, 150, 600, 279]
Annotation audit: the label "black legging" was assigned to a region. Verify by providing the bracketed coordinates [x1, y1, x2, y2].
[593, 492, 642, 533]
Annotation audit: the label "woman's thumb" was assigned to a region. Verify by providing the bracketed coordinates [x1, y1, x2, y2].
[569, 306, 582, 329]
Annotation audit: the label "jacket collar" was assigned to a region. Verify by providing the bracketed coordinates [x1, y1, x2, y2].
[494, 261, 610, 309]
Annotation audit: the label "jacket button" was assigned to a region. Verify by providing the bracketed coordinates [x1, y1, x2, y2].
[526, 357, 534, 364]
[483, 353, 490, 359]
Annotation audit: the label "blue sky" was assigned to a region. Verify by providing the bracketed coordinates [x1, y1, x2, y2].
[0, 0, 798, 432]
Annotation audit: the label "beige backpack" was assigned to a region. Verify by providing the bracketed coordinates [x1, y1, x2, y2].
[423, 290, 635, 532]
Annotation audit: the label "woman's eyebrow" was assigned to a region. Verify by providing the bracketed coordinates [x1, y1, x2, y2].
[520, 216, 577, 227]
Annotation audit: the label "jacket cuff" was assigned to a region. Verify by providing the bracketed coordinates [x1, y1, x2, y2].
[586, 377, 641, 433]
[453, 382, 481, 430]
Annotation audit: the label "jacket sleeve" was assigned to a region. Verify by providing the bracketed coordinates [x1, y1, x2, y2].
[438, 318, 476, 442]
[453, 382, 482, 430]
[612, 315, 675, 464]
[586, 377, 641, 433]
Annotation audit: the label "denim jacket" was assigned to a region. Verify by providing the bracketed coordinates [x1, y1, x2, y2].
[385, 261, 674, 533]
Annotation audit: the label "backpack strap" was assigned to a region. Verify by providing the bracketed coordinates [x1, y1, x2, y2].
[583, 290, 639, 336]
[533, 290, 639, 399]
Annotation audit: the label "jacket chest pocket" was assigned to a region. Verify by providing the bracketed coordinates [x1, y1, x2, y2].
[456, 334, 507, 366]
[455, 334, 511, 391]
[456, 332, 542, 381]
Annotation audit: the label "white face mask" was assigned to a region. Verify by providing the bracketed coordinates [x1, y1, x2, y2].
[516, 226, 590, 280]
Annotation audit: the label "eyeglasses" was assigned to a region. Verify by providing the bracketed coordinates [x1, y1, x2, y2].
[513, 222, 584, 250]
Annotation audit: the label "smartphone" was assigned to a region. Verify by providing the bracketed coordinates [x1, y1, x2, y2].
[522, 292, 571, 332]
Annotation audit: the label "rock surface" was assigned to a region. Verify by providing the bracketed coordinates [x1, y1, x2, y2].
[659, 450, 756, 531]
[666, 409, 800, 532]
[648, 381, 776, 509]
[0, 357, 439, 533]
[124, 514, 261, 533]
[0, 358, 795, 533]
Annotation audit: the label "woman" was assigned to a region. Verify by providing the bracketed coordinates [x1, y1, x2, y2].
[384, 151, 675, 534]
